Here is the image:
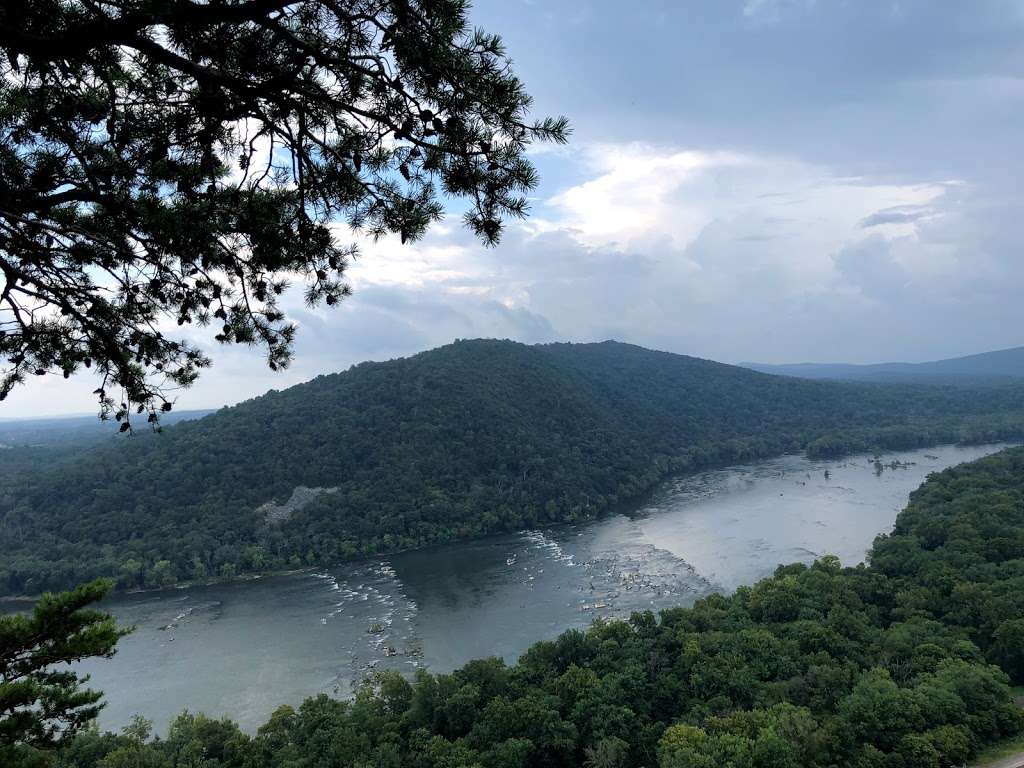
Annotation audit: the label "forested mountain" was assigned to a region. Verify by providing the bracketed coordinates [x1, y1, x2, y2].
[744, 345, 1024, 383]
[4, 339, 1024, 596]
[50, 446, 1024, 768]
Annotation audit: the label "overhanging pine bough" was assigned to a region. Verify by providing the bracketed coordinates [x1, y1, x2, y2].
[0, 0, 569, 426]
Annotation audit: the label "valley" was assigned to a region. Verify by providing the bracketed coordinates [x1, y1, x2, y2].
[4, 340, 1024, 598]
[19, 442, 1006, 734]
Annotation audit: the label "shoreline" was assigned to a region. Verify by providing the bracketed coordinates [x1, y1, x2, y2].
[0, 567, 319, 605]
[3, 440, 1018, 606]
[58, 441, 1022, 738]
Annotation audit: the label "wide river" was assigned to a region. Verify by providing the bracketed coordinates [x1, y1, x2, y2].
[38, 443, 1014, 733]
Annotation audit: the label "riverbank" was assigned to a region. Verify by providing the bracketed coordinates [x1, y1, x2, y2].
[0, 566, 319, 606]
[61, 442, 1013, 734]
[5, 441, 1017, 606]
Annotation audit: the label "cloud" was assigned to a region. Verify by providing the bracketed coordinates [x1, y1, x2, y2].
[832, 236, 911, 302]
[492, 143, 1020, 364]
[530, 142, 947, 287]
[533, 145, 747, 249]
[860, 205, 936, 228]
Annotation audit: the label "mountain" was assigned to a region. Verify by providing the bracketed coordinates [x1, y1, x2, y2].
[743, 346, 1024, 383]
[3, 339, 1024, 596]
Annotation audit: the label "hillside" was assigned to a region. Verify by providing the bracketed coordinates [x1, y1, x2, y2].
[3, 339, 1024, 596]
[743, 345, 1024, 383]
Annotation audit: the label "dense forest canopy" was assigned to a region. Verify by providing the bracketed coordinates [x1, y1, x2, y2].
[3, 339, 1024, 596]
[0, 0, 567, 421]
[31, 445, 1024, 768]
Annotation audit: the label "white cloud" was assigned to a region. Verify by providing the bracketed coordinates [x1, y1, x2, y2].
[525, 142, 950, 301]
[533, 145, 746, 249]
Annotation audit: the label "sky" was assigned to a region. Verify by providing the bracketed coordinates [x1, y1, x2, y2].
[7, 0, 1024, 416]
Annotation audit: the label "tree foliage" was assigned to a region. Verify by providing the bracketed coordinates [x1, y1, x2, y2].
[0, 580, 127, 768]
[0, 0, 568, 422]
[4, 339, 1024, 595]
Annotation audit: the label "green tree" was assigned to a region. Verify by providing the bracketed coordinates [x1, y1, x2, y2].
[583, 736, 629, 768]
[95, 718, 169, 768]
[117, 560, 143, 590]
[924, 725, 971, 767]
[657, 725, 713, 768]
[146, 560, 177, 590]
[838, 669, 918, 751]
[990, 619, 1024, 683]
[1, 580, 128, 768]
[163, 711, 249, 767]
[0, 0, 568, 420]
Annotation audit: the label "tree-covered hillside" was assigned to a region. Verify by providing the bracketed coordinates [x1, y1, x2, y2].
[3, 339, 1024, 595]
[45, 446, 1024, 768]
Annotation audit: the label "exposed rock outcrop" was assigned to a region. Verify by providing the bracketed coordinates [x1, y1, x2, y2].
[257, 486, 339, 524]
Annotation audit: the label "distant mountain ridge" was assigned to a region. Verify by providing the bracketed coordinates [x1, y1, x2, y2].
[3, 338, 1024, 596]
[0, 409, 215, 449]
[0, 409, 217, 477]
[742, 345, 1024, 383]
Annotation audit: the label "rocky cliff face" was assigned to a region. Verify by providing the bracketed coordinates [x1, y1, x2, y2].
[257, 486, 339, 524]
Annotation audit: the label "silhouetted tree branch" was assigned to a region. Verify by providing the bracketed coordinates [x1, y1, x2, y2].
[0, 0, 569, 425]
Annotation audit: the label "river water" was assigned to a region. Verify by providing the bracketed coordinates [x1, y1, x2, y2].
[37, 443, 1013, 733]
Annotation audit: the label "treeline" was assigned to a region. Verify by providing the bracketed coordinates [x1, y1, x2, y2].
[805, 414, 1024, 459]
[3, 339, 1024, 596]
[52, 446, 1024, 768]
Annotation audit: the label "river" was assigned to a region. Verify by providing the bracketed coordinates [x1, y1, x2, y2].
[35, 443, 1014, 734]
